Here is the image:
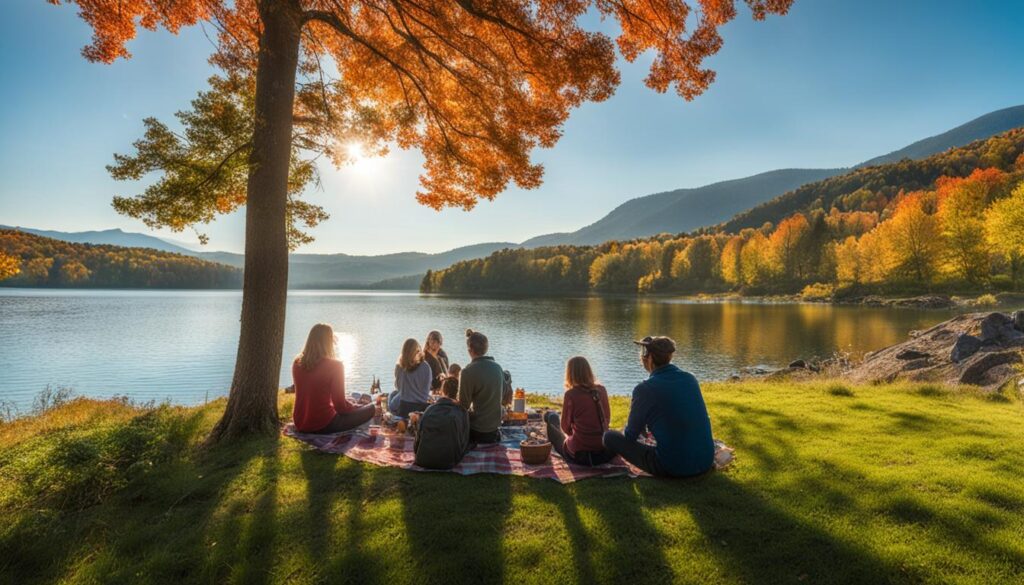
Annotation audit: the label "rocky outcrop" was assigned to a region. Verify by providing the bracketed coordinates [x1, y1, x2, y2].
[847, 311, 1024, 390]
[853, 295, 957, 309]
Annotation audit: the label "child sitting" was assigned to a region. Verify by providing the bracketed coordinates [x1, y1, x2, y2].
[414, 376, 470, 469]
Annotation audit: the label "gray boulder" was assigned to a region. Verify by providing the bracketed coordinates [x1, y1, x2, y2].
[951, 334, 983, 362]
[959, 351, 1023, 386]
[1014, 310, 1024, 332]
[979, 312, 1023, 344]
[980, 313, 1012, 341]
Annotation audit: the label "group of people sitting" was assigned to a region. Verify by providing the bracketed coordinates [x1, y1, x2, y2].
[290, 324, 715, 478]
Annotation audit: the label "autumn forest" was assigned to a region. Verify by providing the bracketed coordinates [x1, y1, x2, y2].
[0, 230, 241, 288]
[423, 129, 1024, 297]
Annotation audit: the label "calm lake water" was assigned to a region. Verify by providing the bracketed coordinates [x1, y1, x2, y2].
[0, 289, 959, 411]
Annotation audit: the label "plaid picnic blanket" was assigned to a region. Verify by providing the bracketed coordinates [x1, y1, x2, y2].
[283, 418, 735, 484]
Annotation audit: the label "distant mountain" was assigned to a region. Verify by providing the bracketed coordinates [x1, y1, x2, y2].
[521, 168, 842, 247]
[520, 104, 1024, 247]
[4, 224, 515, 288]
[199, 241, 518, 288]
[857, 104, 1024, 167]
[0, 226, 194, 255]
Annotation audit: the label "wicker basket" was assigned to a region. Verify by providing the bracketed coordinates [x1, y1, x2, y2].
[520, 440, 552, 465]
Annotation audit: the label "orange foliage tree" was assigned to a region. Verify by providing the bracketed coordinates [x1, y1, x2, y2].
[51, 0, 794, 440]
[768, 213, 811, 281]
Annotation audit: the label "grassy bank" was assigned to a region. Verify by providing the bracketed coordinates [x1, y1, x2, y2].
[1, 381, 1022, 585]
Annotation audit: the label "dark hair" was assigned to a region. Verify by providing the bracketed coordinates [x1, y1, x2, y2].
[465, 329, 488, 356]
[425, 330, 443, 349]
[647, 348, 672, 368]
[448, 363, 461, 377]
[440, 376, 459, 399]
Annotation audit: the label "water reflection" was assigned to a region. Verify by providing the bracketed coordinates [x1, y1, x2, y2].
[0, 290, 957, 409]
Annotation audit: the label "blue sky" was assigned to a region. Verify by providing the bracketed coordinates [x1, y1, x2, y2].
[1, 1, 1023, 255]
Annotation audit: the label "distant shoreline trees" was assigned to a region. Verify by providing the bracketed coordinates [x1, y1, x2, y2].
[425, 131, 1024, 297]
[0, 230, 241, 289]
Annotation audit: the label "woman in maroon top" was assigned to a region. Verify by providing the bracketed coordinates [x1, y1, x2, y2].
[544, 356, 613, 466]
[291, 323, 375, 434]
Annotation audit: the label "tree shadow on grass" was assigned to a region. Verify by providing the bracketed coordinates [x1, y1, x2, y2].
[201, 438, 280, 584]
[298, 449, 387, 585]
[568, 479, 677, 582]
[397, 469, 512, 585]
[532, 483, 599, 585]
[636, 473, 908, 584]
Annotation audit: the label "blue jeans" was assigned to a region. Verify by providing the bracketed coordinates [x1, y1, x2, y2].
[387, 390, 428, 418]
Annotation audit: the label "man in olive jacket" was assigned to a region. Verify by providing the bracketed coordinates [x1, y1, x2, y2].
[457, 329, 505, 443]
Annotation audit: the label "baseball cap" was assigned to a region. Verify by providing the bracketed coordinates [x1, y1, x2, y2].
[633, 336, 676, 355]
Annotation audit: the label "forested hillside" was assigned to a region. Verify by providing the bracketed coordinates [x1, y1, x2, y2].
[424, 129, 1024, 296]
[521, 105, 1024, 248]
[722, 128, 1024, 232]
[0, 230, 241, 288]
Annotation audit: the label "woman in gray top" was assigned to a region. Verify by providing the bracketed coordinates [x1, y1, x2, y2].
[388, 338, 433, 417]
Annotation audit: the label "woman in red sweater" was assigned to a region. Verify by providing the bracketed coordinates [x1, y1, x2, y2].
[292, 323, 374, 434]
[544, 356, 614, 466]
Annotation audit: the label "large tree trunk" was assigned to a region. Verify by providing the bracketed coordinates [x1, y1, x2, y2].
[208, 0, 303, 443]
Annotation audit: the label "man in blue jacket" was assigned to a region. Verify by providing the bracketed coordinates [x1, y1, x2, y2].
[603, 336, 715, 477]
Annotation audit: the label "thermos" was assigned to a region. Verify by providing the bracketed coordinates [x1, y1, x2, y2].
[513, 388, 526, 413]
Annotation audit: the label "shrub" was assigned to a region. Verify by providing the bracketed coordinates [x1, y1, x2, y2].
[800, 282, 835, 302]
[826, 383, 854, 397]
[973, 293, 999, 307]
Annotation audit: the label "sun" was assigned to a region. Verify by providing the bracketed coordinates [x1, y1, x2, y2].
[345, 141, 364, 162]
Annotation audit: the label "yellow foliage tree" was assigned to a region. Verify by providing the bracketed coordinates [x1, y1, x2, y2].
[833, 236, 861, 284]
[883, 193, 941, 284]
[937, 184, 989, 284]
[739, 232, 772, 287]
[0, 252, 20, 281]
[720, 235, 745, 287]
[855, 228, 894, 285]
[768, 213, 811, 281]
[985, 181, 1024, 287]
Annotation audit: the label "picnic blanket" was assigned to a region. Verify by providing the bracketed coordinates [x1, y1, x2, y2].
[284, 419, 734, 484]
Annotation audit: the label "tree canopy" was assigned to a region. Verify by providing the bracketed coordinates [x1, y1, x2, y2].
[55, 0, 794, 242]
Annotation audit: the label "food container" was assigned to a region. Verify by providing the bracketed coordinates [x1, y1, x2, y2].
[513, 388, 526, 413]
[520, 440, 552, 465]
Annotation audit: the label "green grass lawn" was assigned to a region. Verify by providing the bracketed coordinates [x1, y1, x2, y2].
[1, 380, 1022, 585]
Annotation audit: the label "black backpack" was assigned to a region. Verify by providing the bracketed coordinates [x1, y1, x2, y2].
[414, 400, 470, 470]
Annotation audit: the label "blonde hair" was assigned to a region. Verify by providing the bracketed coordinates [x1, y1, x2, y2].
[398, 338, 423, 371]
[297, 323, 336, 371]
[564, 356, 597, 390]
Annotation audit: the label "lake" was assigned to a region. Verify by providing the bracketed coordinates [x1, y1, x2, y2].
[0, 289, 959, 412]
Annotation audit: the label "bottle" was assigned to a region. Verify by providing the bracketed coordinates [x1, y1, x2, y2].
[513, 388, 526, 413]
